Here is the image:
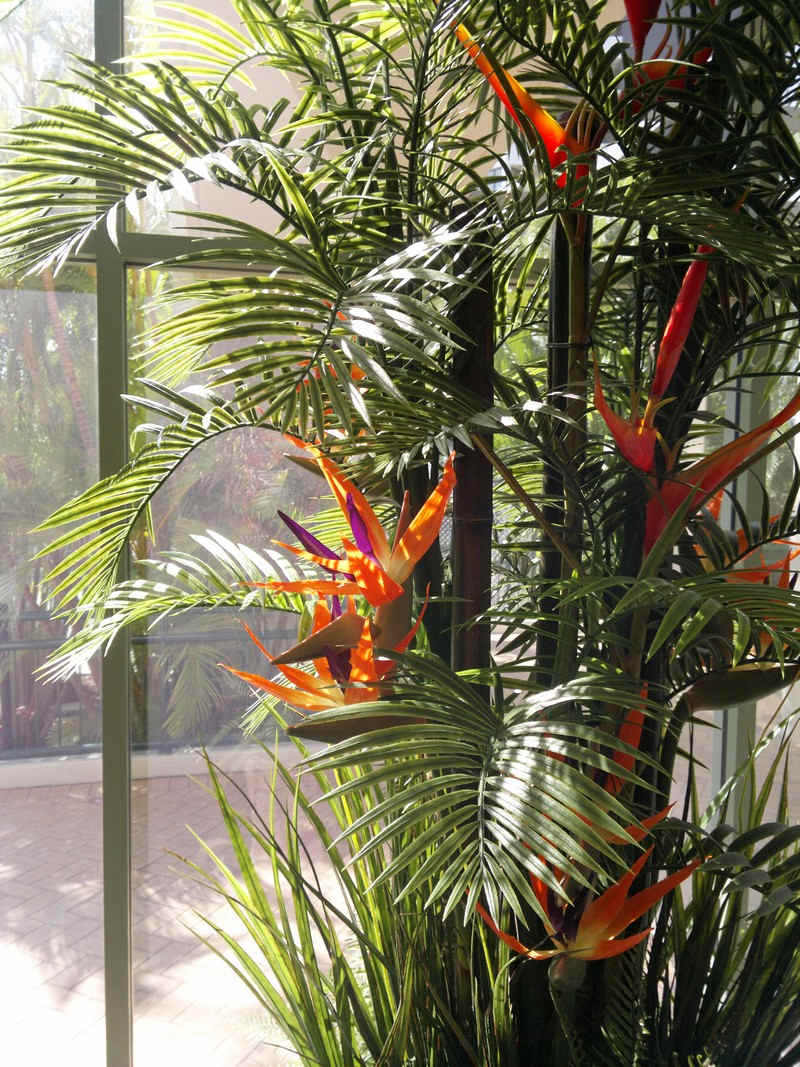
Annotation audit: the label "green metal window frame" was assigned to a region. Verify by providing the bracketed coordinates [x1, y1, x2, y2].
[91, 6, 260, 1063]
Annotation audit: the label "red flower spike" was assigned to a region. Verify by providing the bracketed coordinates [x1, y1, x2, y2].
[645, 387, 800, 551]
[606, 706, 645, 796]
[625, 0, 662, 61]
[596, 245, 715, 472]
[454, 24, 587, 188]
[646, 246, 714, 412]
[594, 361, 658, 472]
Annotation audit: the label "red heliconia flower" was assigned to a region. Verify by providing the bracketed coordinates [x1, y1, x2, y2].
[646, 247, 713, 416]
[623, 0, 715, 114]
[625, 0, 663, 61]
[629, 53, 712, 110]
[593, 364, 659, 472]
[454, 24, 587, 188]
[645, 387, 800, 551]
[595, 245, 713, 472]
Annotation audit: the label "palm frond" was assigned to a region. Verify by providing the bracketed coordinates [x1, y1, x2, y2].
[34, 402, 261, 617]
[300, 658, 657, 924]
[37, 537, 306, 683]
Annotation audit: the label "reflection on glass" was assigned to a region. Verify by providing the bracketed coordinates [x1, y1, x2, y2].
[0, 266, 104, 1065]
[128, 267, 325, 1064]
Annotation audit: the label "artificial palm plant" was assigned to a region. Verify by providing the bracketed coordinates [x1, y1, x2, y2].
[4, 0, 800, 1061]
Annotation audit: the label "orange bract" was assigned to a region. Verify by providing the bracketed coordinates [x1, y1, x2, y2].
[479, 842, 700, 961]
[454, 24, 587, 188]
[270, 439, 456, 607]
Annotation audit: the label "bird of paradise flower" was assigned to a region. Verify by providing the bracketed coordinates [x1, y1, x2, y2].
[478, 825, 700, 961]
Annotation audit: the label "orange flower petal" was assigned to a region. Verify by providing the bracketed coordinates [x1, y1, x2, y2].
[344, 618, 381, 704]
[390, 453, 456, 585]
[218, 665, 334, 712]
[601, 858, 702, 941]
[316, 453, 392, 566]
[577, 847, 653, 944]
[273, 540, 354, 575]
[284, 436, 392, 565]
[604, 805, 673, 845]
[475, 902, 534, 956]
[273, 660, 336, 695]
[345, 546, 406, 605]
[572, 927, 651, 960]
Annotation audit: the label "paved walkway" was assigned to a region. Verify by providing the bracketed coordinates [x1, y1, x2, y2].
[0, 753, 314, 1066]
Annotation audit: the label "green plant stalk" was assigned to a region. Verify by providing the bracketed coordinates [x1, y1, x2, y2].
[553, 214, 590, 685]
[539, 216, 571, 685]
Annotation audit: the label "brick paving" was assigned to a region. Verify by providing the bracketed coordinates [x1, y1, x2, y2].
[0, 752, 317, 1066]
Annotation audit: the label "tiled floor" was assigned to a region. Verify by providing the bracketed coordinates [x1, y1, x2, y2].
[1, 699, 798, 1066]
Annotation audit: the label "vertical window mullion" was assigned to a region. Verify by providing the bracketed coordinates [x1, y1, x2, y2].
[95, 1, 133, 1065]
[713, 375, 765, 818]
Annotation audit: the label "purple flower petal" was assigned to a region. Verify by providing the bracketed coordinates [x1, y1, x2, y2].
[277, 510, 355, 581]
[323, 646, 352, 685]
[278, 510, 339, 559]
[346, 493, 376, 560]
[331, 596, 342, 619]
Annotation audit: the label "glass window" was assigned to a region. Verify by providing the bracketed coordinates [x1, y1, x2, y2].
[0, 266, 104, 1066]
[126, 266, 325, 1064]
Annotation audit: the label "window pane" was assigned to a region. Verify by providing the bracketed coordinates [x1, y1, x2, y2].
[127, 266, 325, 1065]
[123, 0, 289, 236]
[0, 0, 93, 126]
[0, 266, 104, 1065]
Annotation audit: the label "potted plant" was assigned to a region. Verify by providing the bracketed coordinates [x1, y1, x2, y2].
[3, 0, 800, 1060]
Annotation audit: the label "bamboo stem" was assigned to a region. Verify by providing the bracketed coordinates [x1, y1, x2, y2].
[451, 250, 494, 686]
